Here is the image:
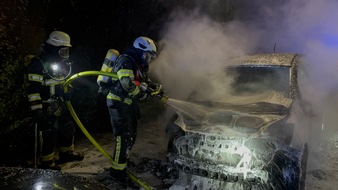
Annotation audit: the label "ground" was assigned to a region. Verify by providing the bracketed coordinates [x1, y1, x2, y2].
[60, 100, 173, 189]
[1, 100, 338, 189]
[62, 100, 338, 190]
[305, 138, 338, 190]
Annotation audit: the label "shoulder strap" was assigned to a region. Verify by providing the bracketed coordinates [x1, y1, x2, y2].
[33, 56, 47, 74]
[112, 54, 136, 72]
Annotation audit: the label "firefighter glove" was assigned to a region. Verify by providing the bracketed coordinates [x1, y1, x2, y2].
[151, 84, 164, 98]
[138, 92, 150, 101]
[47, 99, 63, 118]
[139, 82, 149, 92]
[98, 86, 109, 96]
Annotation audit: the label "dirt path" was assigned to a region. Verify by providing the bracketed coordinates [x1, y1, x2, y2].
[61, 101, 171, 189]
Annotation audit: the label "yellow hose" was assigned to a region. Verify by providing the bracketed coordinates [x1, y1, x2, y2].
[63, 71, 155, 190]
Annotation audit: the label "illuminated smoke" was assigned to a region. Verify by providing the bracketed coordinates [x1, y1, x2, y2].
[151, 9, 257, 100]
[243, 0, 338, 164]
[151, 0, 338, 176]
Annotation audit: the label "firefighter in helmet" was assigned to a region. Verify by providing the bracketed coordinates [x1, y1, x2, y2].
[105, 36, 164, 181]
[26, 31, 84, 170]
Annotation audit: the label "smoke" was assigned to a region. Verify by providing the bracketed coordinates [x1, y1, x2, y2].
[151, 9, 258, 100]
[254, 0, 338, 153]
[151, 0, 338, 170]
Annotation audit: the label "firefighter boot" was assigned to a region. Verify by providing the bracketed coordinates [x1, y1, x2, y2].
[110, 168, 127, 184]
[40, 160, 61, 170]
[58, 151, 84, 164]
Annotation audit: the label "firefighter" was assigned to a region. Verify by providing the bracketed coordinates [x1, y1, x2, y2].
[106, 36, 164, 181]
[26, 31, 84, 170]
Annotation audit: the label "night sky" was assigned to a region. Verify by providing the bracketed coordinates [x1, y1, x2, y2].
[26, 0, 171, 72]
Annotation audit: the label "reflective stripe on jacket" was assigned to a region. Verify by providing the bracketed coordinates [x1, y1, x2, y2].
[26, 57, 67, 110]
[107, 54, 141, 105]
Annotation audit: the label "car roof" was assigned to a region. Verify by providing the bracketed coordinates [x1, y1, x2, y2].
[226, 53, 301, 67]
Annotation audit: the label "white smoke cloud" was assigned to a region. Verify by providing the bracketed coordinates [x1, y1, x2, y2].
[144, 2, 338, 190]
[150, 1, 338, 178]
[265, 0, 338, 146]
[151, 9, 257, 100]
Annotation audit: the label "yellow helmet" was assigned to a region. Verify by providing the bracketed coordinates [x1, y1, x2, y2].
[46, 31, 72, 47]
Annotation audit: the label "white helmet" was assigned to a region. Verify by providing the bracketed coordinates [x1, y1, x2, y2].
[133, 36, 157, 57]
[46, 31, 72, 47]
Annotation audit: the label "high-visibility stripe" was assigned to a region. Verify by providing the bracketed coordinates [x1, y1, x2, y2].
[98, 76, 117, 84]
[42, 79, 65, 86]
[28, 93, 41, 101]
[111, 162, 127, 170]
[128, 86, 140, 96]
[123, 98, 132, 105]
[112, 136, 127, 170]
[41, 152, 55, 162]
[114, 136, 121, 163]
[107, 93, 122, 101]
[31, 104, 42, 110]
[28, 74, 43, 82]
[50, 85, 55, 96]
[107, 93, 133, 105]
[117, 69, 134, 80]
[60, 144, 75, 153]
[28, 74, 66, 86]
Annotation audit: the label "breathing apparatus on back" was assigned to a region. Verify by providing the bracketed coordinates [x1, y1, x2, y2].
[97, 49, 120, 89]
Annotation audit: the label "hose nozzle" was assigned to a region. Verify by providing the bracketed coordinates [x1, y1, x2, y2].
[160, 95, 169, 103]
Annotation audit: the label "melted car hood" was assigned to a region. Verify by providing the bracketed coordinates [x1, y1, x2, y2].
[174, 93, 292, 136]
[196, 101, 289, 115]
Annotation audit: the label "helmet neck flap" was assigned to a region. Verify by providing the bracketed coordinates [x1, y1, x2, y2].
[124, 47, 150, 71]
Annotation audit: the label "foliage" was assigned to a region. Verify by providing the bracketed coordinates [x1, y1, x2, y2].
[0, 0, 33, 131]
[0, 0, 236, 132]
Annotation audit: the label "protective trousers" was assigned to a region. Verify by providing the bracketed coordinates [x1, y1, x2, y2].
[108, 100, 138, 171]
[39, 108, 75, 162]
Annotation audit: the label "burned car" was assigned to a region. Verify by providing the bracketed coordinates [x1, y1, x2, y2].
[167, 53, 314, 190]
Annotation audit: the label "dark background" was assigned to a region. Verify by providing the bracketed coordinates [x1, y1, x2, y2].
[0, 0, 244, 131]
[0, 0, 174, 132]
[0, 0, 175, 166]
[26, 0, 171, 71]
[0, 0, 268, 166]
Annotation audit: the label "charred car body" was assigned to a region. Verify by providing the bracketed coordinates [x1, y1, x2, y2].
[167, 53, 313, 190]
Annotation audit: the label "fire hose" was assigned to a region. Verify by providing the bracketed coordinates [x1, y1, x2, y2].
[63, 71, 167, 190]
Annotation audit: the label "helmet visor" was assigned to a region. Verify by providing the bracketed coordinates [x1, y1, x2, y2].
[143, 51, 156, 63]
[48, 60, 72, 80]
[58, 47, 70, 59]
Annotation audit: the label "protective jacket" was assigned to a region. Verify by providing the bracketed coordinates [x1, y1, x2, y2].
[27, 57, 67, 110]
[106, 52, 144, 106]
[26, 56, 75, 163]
